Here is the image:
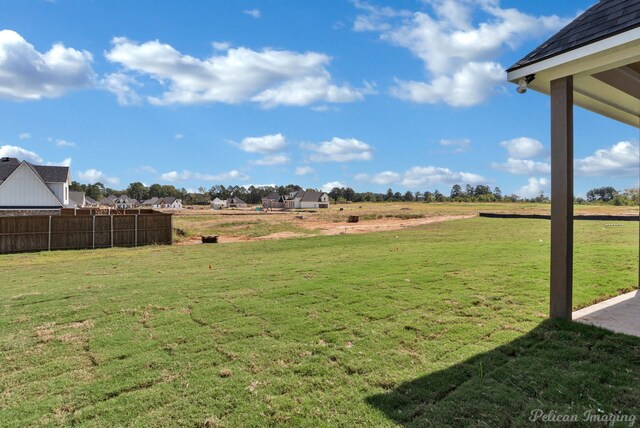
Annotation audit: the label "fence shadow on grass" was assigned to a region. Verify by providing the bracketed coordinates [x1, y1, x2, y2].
[366, 320, 640, 427]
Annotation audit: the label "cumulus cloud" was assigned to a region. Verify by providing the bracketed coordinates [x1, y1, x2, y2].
[517, 177, 548, 198]
[77, 169, 119, 186]
[48, 137, 75, 147]
[355, 170, 401, 185]
[356, 165, 486, 188]
[174, 133, 184, 140]
[212, 41, 231, 51]
[575, 141, 639, 177]
[239, 133, 286, 154]
[251, 154, 290, 166]
[244, 9, 261, 18]
[101, 72, 141, 106]
[48, 158, 71, 167]
[303, 137, 373, 162]
[0, 145, 43, 163]
[105, 37, 363, 107]
[19, 133, 31, 140]
[491, 158, 550, 175]
[0, 30, 94, 101]
[354, 1, 568, 106]
[139, 165, 157, 174]
[321, 181, 346, 192]
[500, 137, 545, 159]
[439, 138, 470, 153]
[160, 169, 249, 183]
[295, 166, 315, 176]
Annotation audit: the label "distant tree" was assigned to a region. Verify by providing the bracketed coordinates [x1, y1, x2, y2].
[494, 187, 502, 201]
[385, 188, 394, 201]
[148, 183, 163, 198]
[465, 184, 474, 198]
[393, 191, 403, 201]
[70, 181, 84, 192]
[450, 184, 463, 199]
[126, 182, 149, 201]
[586, 186, 618, 202]
[424, 191, 433, 203]
[474, 185, 490, 196]
[403, 191, 414, 202]
[434, 189, 445, 202]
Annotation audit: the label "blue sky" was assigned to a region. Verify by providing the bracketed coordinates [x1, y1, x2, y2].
[0, 0, 638, 198]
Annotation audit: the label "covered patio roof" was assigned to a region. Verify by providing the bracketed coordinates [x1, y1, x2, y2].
[507, 0, 640, 321]
[507, 0, 640, 128]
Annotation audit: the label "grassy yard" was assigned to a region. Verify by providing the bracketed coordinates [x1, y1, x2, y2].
[0, 217, 638, 426]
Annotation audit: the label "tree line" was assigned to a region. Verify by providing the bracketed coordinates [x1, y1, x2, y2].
[71, 180, 639, 206]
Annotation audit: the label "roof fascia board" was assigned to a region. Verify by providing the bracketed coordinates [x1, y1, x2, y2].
[508, 27, 640, 81]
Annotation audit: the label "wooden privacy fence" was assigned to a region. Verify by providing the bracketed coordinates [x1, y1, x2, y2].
[0, 212, 172, 254]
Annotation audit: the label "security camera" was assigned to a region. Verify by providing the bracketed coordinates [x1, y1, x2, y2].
[516, 74, 535, 94]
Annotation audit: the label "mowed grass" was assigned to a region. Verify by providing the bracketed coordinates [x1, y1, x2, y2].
[0, 218, 638, 426]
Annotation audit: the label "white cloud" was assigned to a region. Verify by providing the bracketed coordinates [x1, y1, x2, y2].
[391, 61, 505, 106]
[355, 170, 401, 185]
[321, 181, 346, 192]
[295, 166, 315, 176]
[0, 30, 94, 101]
[517, 177, 548, 199]
[355, 165, 486, 188]
[174, 133, 184, 140]
[101, 72, 141, 106]
[243, 9, 261, 18]
[491, 158, 550, 175]
[303, 137, 373, 162]
[575, 141, 639, 177]
[251, 154, 290, 166]
[48, 158, 71, 167]
[239, 133, 286, 154]
[500, 137, 545, 159]
[0, 145, 43, 163]
[212, 41, 231, 51]
[160, 169, 249, 183]
[19, 132, 31, 140]
[354, 2, 568, 106]
[401, 166, 485, 188]
[56, 139, 75, 147]
[105, 37, 363, 107]
[439, 138, 470, 153]
[77, 169, 119, 186]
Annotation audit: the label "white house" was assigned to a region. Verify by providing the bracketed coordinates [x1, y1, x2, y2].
[154, 197, 182, 209]
[284, 190, 329, 209]
[114, 195, 140, 209]
[211, 197, 227, 209]
[0, 157, 70, 209]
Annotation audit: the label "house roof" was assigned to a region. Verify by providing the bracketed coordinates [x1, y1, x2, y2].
[160, 196, 176, 204]
[263, 192, 280, 200]
[300, 191, 327, 202]
[0, 157, 69, 184]
[142, 197, 159, 205]
[85, 196, 98, 205]
[228, 196, 246, 204]
[508, 0, 640, 72]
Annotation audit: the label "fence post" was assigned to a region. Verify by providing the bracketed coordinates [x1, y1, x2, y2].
[111, 215, 114, 247]
[135, 214, 138, 247]
[92, 215, 96, 249]
[48, 216, 51, 251]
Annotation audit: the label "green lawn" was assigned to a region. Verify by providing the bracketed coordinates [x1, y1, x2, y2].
[0, 218, 638, 426]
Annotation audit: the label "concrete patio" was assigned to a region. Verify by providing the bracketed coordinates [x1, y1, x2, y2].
[573, 290, 640, 337]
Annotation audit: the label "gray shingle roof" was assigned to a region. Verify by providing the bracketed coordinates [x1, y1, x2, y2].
[0, 157, 20, 181]
[300, 191, 326, 202]
[508, 0, 640, 72]
[31, 164, 69, 183]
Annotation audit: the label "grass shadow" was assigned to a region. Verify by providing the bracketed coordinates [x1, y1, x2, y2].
[366, 320, 640, 427]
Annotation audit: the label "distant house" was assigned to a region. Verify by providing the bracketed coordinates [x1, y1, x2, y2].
[283, 190, 329, 209]
[227, 196, 247, 208]
[84, 196, 99, 207]
[114, 195, 140, 209]
[141, 197, 159, 207]
[262, 192, 285, 209]
[0, 157, 71, 209]
[211, 197, 227, 209]
[100, 195, 117, 207]
[155, 197, 182, 209]
[69, 191, 86, 207]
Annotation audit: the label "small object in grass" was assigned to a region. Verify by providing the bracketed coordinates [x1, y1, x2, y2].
[347, 215, 359, 223]
[295, 215, 305, 220]
[201, 235, 219, 244]
[208, 264, 212, 269]
[345, 341, 353, 348]
[174, 228, 187, 237]
[339, 208, 344, 211]
[219, 368, 232, 378]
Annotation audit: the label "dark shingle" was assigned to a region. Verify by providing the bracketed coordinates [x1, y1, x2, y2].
[31, 164, 69, 183]
[508, 0, 640, 72]
[0, 157, 20, 181]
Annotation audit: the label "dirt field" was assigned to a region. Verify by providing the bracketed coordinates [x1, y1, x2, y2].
[171, 202, 638, 245]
